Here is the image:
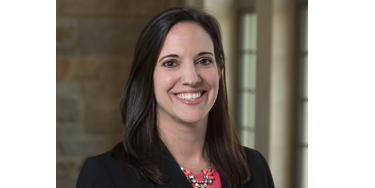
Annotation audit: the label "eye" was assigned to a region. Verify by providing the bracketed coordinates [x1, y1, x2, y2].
[197, 58, 213, 65]
[162, 60, 177, 68]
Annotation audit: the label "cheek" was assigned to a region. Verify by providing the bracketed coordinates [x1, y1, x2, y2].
[153, 71, 175, 93]
[204, 69, 220, 88]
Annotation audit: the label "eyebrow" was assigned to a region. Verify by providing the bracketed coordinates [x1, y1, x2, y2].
[158, 54, 179, 63]
[158, 52, 214, 63]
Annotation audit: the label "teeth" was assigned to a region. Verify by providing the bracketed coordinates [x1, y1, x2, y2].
[176, 92, 202, 101]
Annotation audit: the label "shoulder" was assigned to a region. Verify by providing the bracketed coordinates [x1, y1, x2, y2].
[81, 151, 127, 175]
[76, 150, 145, 188]
[242, 147, 269, 173]
[242, 147, 267, 165]
[242, 147, 275, 188]
[87, 150, 124, 171]
[76, 151, 116, 187]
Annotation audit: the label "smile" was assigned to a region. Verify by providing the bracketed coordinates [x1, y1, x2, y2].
[176, 92, 203, 101]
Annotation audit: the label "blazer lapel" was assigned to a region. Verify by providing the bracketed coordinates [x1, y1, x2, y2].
[163, 147, 193, 188]
[219, 173, 230, 188]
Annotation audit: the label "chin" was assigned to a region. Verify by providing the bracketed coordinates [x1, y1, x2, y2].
[178, 114, 208, 124]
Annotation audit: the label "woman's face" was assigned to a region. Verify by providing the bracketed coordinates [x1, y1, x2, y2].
[153, 21, 222, 125]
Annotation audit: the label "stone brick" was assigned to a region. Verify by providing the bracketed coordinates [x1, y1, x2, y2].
[79, 20, 146, 56]
[103, 135, 122, 150]
[60, 0, 169, 18]
[57, 57, 103, 81]
[168, 0, 187, 7]
[82, 60, 131, 134]
[83, 95, 123, 134]
[57, 19, 78, 57]
[57, 133, 61, 156]
[60, 137, 105, 156]
[57, 45, 76, 56]
[82, 81, 106, 99]
[57, 19, 78, 45]
[133, 0, 169, 17]
[81, 137, 106, 155]
[79, 60, 131, 100]
[56, 82, 81, 122]
[57, 162, 75, 178]
[56, 0, 61, 16]
[60, 138, 80, 156]
[59, 125, 81, 137]
[57, 58, 69, 81]
[56, 177, 77, 188]
[69, 58, 101, 81]
[97, 59, 131, 95]
[61, 0, 131, 16]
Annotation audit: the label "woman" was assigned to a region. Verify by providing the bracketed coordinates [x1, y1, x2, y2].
[77, 6, 274, 188]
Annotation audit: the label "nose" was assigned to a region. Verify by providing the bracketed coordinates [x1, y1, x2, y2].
[181, 63, 201, 86]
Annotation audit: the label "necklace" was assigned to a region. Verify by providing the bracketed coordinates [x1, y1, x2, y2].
[180, 164, 215, 188]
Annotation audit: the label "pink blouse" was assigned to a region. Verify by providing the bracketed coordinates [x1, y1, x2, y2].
[191, 169, 221, 188]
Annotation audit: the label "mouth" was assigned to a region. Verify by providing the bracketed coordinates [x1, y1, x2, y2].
[175, 91, 205, 101]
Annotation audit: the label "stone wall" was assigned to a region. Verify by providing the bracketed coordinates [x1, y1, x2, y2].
[56, 0, 186, 187]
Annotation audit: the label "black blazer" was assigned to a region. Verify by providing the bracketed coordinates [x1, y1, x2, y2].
[76, 147, 274, 188]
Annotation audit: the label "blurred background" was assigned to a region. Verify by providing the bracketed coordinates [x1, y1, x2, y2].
[56, 0, 308, 187]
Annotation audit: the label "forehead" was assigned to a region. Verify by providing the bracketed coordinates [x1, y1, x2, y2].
[160, 22, 214, 54]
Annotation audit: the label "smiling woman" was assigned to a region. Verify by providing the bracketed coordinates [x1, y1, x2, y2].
[76, 6, 274, 188]
[154, 22, 222, 125]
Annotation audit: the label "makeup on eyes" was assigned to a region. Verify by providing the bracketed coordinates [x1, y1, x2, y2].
[158, 51, 214, 62]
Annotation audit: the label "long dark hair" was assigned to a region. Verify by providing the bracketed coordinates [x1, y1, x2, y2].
[112, 6, 250, 188]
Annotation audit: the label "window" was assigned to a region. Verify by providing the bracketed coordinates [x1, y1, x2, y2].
[237, 11, 257, 148]
[296, 3, 308, 188]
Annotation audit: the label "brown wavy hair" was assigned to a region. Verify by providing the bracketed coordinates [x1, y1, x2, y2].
[112, 6, 250, 188]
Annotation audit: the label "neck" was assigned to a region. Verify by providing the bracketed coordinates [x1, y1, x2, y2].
[157, 115, 209, 174]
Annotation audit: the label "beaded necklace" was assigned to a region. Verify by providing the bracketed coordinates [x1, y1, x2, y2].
[180, 163, 215, 188]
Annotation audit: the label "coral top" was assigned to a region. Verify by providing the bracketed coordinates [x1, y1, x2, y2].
[192, 169, 221, 188]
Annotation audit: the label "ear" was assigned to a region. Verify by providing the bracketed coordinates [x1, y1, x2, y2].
[218, 63, 224, 77]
